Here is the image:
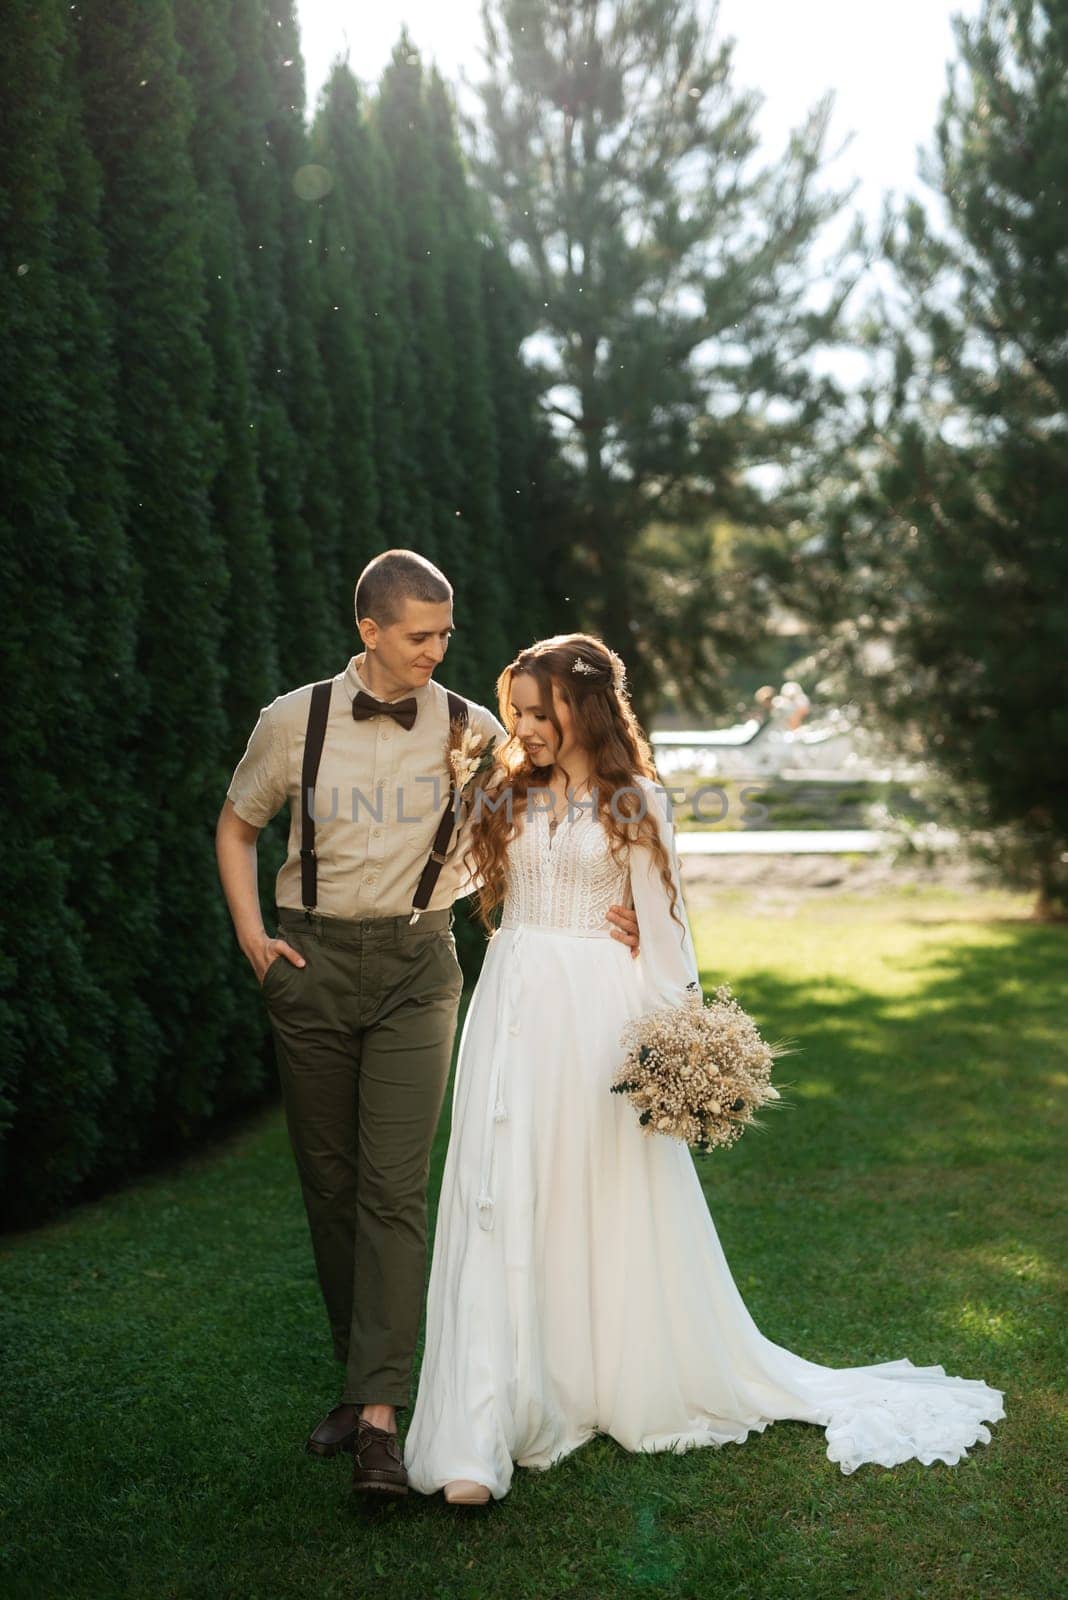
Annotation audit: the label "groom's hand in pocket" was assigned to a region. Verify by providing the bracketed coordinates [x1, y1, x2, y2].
[607, 904, 640, 957]
[251, 934, 307, 986]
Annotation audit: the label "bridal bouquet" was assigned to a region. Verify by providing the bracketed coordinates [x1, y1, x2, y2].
[611, 982, 792, 1153]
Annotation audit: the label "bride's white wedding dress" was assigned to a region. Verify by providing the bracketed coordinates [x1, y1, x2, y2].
[404, 777, 1005, 1498]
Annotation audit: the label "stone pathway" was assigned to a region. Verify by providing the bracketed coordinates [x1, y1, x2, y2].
[674, 832, 882, 857]
[676, 827, 960, 855]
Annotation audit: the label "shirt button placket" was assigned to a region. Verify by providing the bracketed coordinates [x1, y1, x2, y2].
[366, 723, 392, 905]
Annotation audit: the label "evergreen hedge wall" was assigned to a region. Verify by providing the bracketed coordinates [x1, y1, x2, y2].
[0, 0, 563, 1225]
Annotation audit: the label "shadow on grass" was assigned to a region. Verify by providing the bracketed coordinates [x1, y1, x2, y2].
[702, 921, 1066, 1173]
[685, 920, 1065, 1392]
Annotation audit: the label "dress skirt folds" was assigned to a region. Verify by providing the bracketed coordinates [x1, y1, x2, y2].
[403, 778, 1005, 1498]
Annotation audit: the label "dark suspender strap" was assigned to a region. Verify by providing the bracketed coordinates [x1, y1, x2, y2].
[410, 691, 469, 920]
[299, 681, 334, 912]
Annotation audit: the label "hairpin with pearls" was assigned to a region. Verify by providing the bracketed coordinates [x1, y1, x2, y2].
[571, 657, 598, 677]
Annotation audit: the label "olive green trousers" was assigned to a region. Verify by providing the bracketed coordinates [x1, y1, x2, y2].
[262, 905, 463, 1408]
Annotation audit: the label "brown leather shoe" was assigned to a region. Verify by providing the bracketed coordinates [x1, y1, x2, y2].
[306, 1402, 361, 1459]
[350, 1417, 408, 1495]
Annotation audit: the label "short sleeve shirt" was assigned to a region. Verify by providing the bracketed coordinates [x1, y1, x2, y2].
[226, 654, 507, 919]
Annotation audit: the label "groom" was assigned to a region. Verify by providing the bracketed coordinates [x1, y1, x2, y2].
[215, 549, 640, 1494]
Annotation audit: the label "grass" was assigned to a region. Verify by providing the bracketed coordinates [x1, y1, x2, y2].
[2, 881, 1065, 1600]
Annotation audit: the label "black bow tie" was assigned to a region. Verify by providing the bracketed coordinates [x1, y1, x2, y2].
[352, 689, 418, 731]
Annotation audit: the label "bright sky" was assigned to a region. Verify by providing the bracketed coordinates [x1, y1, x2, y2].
[295, 0, 986, 224]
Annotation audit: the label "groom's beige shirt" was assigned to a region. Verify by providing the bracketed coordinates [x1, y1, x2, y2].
[227, 653, 506, 919]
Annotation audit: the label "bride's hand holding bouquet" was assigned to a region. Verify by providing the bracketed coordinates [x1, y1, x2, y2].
[611, 981, 796, 1153]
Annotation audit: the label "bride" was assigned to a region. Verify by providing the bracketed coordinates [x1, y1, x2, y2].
[403, 633, 1005, 1504]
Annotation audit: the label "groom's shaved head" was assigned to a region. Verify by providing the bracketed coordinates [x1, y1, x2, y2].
[355, 549, 452, 627]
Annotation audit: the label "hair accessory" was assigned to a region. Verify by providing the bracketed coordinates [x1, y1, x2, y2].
[572, 657, 598, 677]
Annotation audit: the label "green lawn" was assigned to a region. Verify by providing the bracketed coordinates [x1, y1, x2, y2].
[2, 884, 1064, 1600]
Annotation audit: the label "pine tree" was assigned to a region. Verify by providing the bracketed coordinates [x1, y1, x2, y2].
[842, 0, 1068, 917]
[470, 0, 862, 726]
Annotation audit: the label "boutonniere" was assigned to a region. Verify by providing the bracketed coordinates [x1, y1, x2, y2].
[446, 719, 498, 799]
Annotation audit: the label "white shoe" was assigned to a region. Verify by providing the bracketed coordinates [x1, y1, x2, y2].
[443, 1479, 491, 1505]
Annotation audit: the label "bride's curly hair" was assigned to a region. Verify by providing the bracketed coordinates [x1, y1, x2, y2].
[462, 632, 685, 938]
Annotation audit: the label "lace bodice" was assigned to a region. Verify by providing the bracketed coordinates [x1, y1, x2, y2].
[499, 800, 630, 934]
[493, 775, 703, 1012]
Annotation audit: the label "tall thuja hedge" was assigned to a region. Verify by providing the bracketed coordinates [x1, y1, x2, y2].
[1, 4, 565, 1222]
[172, 0, 283, 1099]
[306, 66, 380, 588]
[312, 66, 409, 560]
[0, 0, 132, 1217]
[315, 54, 527, 691]
[312, 60, 436, 563]
[263, 1, 349, 659]
[50, 14, 163, 1189]
[174, 0, 279, 751]
[425, 70, 511, 687]
[477, 228, 578, 655]
[74, 0, 238, 1139]
[373, 40, 477, 689]
[228, 0, 336, 680]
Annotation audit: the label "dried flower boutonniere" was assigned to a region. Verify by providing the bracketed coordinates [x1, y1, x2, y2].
[446, 718, 499, 810]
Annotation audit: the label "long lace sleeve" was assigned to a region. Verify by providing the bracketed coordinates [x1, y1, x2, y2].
[627, 777, 702, 1011]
